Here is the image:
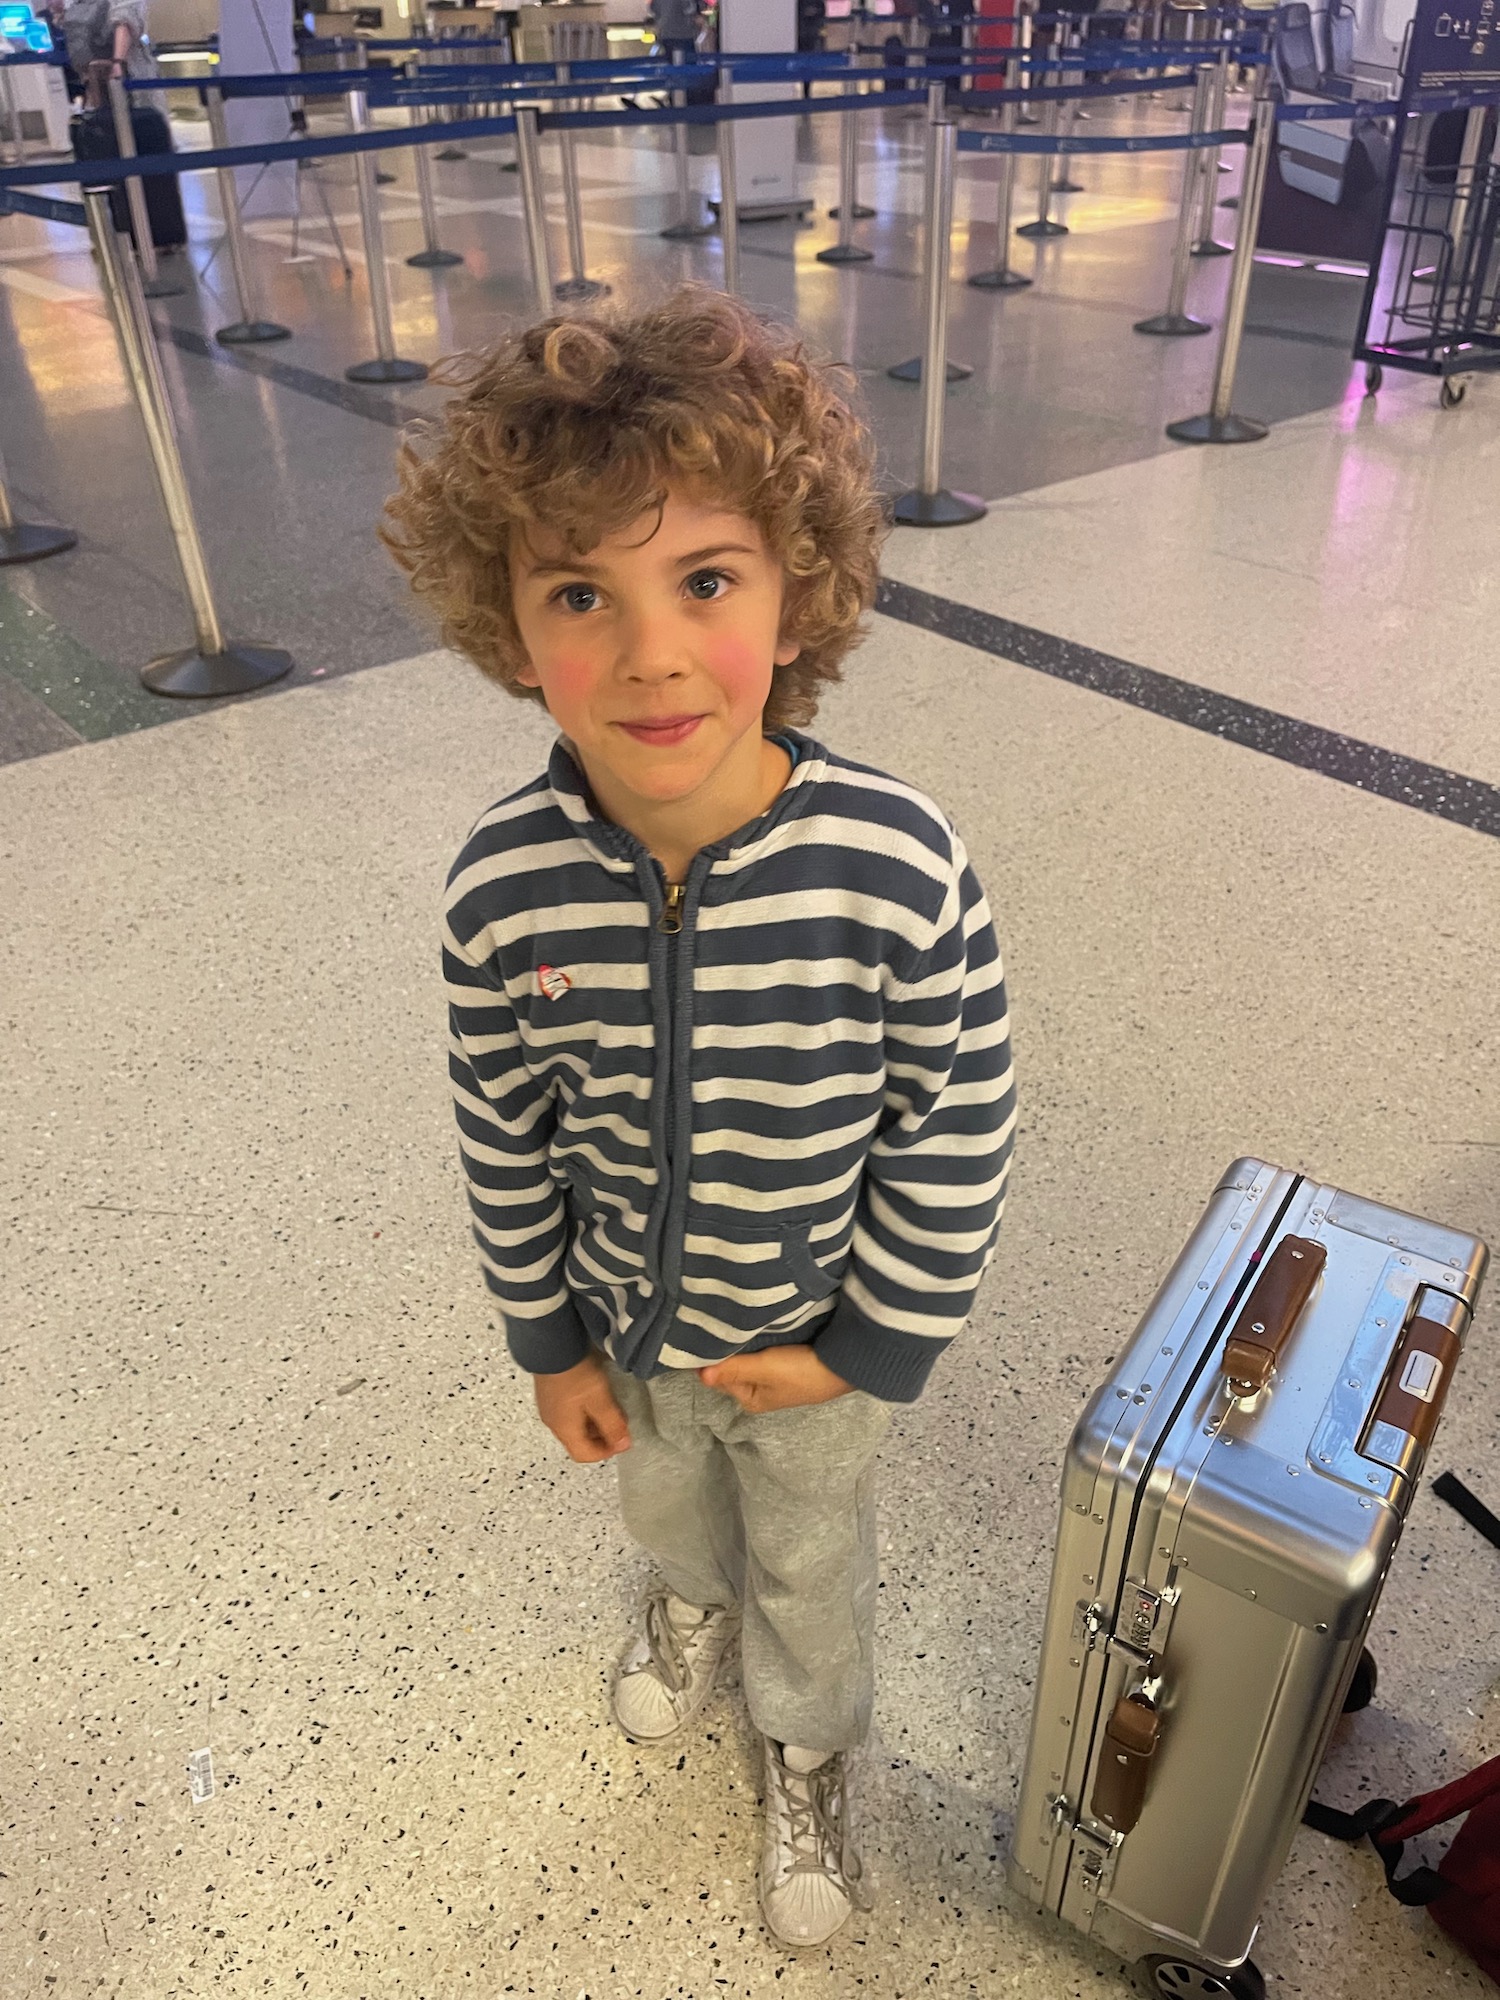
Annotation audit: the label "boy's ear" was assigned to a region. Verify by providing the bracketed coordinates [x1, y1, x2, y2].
[773, 635, 802, 668]
[514, 660, 542, 689]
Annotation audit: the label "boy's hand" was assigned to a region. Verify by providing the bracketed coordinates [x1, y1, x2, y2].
[533, 1351, 632, 1463]
[698, 1345, 853, 1414]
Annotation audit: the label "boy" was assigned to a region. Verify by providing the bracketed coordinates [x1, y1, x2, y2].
[384, 291, 1015, 1950]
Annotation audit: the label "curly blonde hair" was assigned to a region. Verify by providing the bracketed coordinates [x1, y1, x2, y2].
[380, 288, 886, 730]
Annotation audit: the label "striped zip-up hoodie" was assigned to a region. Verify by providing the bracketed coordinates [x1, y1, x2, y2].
[443, 733, 1015, 1404]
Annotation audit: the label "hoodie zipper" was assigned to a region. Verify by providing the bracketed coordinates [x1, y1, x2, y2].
[658, 881, 685, 935]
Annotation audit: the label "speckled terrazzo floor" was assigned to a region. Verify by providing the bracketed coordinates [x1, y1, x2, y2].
[4, 417, 1499, 2000]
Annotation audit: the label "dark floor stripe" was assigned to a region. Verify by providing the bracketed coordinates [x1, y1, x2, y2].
[875, 577, 1500, 841]
[160, 323, 429, 430]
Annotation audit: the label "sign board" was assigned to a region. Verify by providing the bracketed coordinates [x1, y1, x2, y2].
[1402, 0, 1500, 95]
[717, 0, 803, 217]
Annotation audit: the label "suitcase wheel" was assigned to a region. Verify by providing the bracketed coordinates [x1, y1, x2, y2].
[1136, 1955, 1266, 2000]
[1342, 1646, 1378, 1715]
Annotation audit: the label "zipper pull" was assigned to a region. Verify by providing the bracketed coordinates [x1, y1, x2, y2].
[658, 881, 685, 935]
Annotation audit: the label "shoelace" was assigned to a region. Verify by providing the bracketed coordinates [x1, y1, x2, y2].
[637, 1590, 698, 1697]
[771, 1749, 875, 1912]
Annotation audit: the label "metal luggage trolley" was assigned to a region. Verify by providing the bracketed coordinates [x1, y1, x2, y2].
[1355, 3, 1500, 407]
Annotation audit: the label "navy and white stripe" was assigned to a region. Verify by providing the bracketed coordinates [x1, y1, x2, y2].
[443, 733, 1016, 1403]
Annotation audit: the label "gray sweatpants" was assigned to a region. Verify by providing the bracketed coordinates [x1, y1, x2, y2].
[605, 1357, 892, 1753]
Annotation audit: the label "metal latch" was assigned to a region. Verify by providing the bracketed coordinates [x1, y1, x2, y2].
[1072, 1817, 1123, 1901]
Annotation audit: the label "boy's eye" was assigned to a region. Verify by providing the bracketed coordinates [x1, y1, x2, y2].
[685, 569, 729, 602]
[558, 583, 599, 614]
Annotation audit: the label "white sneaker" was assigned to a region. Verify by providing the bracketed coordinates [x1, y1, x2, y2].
[611, 1588, 739, 1744]
[760, 1736, 873, 1949]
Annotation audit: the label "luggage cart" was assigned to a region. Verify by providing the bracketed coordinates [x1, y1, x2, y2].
[1355, 97, 1500, 402]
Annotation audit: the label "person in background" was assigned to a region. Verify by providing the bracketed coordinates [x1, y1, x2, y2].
[60, 0, 164, 110]
[797, 0, 826, 95]
[648, 0, 705, 64]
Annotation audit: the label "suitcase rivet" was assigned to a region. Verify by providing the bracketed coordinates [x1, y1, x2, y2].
[1360, 1498, 1372, 1509]
[1198, 1282, 1209, 1291]
[1319, 1453, 1331, 1463]
[1376, 1319, 1387, 1329]
[1246, 1587, 1257, 1598]
[1251, 1321, 1265, 1334]
[1400, 1256, 1412, 1267]
[1133, 1395, 1145, 1405]
[1116, 1388, 1129, 1400]
[1287, 1466, 1299, 1476]
[1316, 1622, 1329, 1633]
[1231, 1222, 1241, 1231]
[1347, 1379, 1361, 1390]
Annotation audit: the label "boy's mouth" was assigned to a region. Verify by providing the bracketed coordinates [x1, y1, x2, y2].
[615, 716, 705, 747]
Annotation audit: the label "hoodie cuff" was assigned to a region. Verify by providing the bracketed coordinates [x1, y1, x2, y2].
[504, 1301, 592, 1375]
[812, 1296, 948, 1405]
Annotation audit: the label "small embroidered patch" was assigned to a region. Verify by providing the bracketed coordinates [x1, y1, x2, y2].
[537, 964, 573, 1002]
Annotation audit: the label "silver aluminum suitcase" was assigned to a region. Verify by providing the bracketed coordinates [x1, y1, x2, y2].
[1007, 1158, 1489, 2000]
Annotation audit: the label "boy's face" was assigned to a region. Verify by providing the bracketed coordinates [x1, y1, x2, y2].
[509, 488, 800, 822]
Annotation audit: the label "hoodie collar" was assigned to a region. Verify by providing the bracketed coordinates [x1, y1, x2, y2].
[548, 732, 827, 874]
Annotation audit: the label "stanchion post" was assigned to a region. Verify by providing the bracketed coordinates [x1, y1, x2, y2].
[514, 104, 555, 312]
[1190, 33, 1233, 254]
[553, 64, 608, 298]
[1017, 0, 1039, 123]
[81, 186, 292, 697]
[661, 46, 712, 239]
[1167, 94, 1274, 442]
[829, 47, 875, 220]
[0, 445, 77, 565]
[0, 60, 23, 168]
[107, 75, 182, 298]
[888, 84, 975, 380]
[345, 85, 429, 381]
[1133, 64, 1214, 334]
[716, 72, 740, 295]
[1051, 27, 1085, 194]
[1016, 92, 1068, 237]
[969, 58, 1032, 289]
[818, 89, 873, 263]
[893, 89, 984, 527]
[407, 93, 463, 268]
[204, 86, 291, 343]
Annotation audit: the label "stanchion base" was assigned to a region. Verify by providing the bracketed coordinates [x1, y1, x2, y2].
[1190, 239, 1233, 258]
[660, 218, 714, 240]
[142, 272, 186, 299]
[888, 356, 974, 383]
[816, 242, 874, 264]
[408, 247, 464, 268]
[1050, 177, 1085, 194]
[1166, 411, 1269, 445]
[829, 203, 876, 220]
[0, 521, 78, 566]
[436, 147, 468, 162]
[217, 320, 293, 346]
[345, 356, 430, 383]
[892, 487, 988, 528]
[1134, 312, 1212, 337]
[968, 267, 1033, 291]
[1016, 218, 1069, 239]
[555, 275, 611, 299]
[141, 642, 294, 699]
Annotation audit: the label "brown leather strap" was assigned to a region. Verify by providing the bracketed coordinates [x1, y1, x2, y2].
[1221, 1234, 1327, 1394]
[1091, 1694, 1160, 1836]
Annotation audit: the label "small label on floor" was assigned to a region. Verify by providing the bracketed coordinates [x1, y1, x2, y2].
[188, 1748, 215, 1803]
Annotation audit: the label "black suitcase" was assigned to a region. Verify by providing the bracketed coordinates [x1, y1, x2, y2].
[70, 103, 187, 252]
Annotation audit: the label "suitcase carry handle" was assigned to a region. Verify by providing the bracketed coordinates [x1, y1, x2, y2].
[1221, 1234, 1327, 1396]
[1091, 1693, 1161, 1835]
[1360, 1291, 1464, 1460]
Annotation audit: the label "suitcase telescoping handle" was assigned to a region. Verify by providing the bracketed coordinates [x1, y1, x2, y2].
[1221, 1234, 1327, 1396]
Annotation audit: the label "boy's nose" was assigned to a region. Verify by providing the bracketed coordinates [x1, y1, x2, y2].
[616, 608, 691, 682]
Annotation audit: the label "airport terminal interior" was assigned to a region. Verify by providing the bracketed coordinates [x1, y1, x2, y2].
[2, 1, 1498, 1995]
